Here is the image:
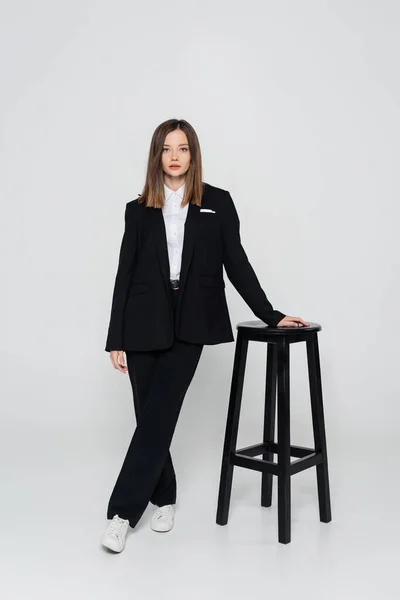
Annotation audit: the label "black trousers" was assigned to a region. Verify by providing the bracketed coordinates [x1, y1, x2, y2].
[106, 284, 204, 528]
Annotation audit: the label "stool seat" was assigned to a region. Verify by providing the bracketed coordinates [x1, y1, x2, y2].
[237, 320, 321, 335]
[216, 318, 332, 544]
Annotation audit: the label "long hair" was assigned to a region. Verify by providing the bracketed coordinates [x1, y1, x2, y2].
[138, 119, 204, 208]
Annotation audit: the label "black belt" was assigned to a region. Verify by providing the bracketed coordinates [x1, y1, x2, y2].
[170, 279, 180, 290]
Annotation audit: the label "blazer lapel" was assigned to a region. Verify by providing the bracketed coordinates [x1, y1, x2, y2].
[152, 207, 171, 293]
[179, 201, 200, 293]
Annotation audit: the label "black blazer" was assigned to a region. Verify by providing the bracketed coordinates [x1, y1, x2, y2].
[105, 182, 286, 352]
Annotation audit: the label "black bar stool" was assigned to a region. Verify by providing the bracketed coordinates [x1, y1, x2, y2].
[216, 320, 332, 544]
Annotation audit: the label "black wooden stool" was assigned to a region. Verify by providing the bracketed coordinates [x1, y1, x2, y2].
[216, 320, 332, 544]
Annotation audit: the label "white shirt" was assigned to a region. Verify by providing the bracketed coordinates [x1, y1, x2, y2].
[162, 182, 189, 281]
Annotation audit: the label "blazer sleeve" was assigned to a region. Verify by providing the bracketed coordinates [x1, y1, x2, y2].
[221, 190, 286, 328]
[105, 201, 138, 352]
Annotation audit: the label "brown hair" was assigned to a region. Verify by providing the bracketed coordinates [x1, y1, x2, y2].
[138, 119, 204, 208]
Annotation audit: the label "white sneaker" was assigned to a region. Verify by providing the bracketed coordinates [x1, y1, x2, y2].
[101, 514, 130, 552]
[150, 504, 174, 532]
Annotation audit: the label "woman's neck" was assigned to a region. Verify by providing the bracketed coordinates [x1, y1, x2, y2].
[163, 174, 186, 191]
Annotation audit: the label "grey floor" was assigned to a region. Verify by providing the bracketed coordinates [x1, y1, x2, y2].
[2, 428, 398, 600]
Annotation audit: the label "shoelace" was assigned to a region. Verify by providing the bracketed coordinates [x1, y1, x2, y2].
[108, 515, 128, 537]
[155, 505, 173, 519]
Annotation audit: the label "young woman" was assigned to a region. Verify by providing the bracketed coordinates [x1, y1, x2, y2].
[100, 119, 309, 552]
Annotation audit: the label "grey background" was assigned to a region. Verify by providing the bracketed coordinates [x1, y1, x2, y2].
[1, 1, 398, 598]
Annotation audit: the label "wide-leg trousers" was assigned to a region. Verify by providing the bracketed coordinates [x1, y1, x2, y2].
[106, 284, 204, 528]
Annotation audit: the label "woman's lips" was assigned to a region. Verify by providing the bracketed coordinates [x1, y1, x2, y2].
[170, 165, 180, 168]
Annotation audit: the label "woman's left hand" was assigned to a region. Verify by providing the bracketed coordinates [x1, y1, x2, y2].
[277, 315, 310, 327]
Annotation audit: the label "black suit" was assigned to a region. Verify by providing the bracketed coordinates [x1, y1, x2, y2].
[105, 182, 286, 528]
[105, 182, 285, 352]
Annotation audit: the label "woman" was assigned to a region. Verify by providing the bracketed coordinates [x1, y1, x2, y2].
[100, 119, 309, 552]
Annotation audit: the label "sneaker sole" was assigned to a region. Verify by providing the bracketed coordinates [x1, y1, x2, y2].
[100, 535, 125, 552]
[150, 520, 174, 532]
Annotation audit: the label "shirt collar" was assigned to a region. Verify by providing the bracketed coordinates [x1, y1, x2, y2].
[164, 182, 185, 203]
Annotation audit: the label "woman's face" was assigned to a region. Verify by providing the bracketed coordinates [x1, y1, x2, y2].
[161, 129, 191, 179]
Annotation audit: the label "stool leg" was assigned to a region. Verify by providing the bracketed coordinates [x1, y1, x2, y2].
[216, 331, 249, 525]
[261, 343, 277, 507]
[277, 338, 291, 544]
[306, 333, 332, 523]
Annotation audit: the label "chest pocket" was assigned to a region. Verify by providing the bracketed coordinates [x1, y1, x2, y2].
[196, 211, 220, 240]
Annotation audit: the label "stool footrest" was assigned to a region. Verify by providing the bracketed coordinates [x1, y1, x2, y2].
[232, 442, 323, 475]
[236, 442, 316, 458]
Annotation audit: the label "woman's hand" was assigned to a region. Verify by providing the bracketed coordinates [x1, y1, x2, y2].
[110, 350, 128, 374]
[276, 315, 310, 327]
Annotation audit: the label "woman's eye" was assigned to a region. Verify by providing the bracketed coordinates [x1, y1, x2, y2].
[180, 147, 188, 152]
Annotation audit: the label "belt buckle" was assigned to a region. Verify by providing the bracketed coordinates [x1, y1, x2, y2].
[170, 279, 179, 291]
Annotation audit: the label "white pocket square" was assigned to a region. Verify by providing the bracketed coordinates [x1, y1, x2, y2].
[200, 208, 216, 213]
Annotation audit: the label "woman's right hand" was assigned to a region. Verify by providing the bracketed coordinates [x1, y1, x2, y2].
[110, 350, 128, 374]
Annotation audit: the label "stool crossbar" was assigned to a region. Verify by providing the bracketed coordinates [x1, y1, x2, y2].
[216, 320, 332, 544]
